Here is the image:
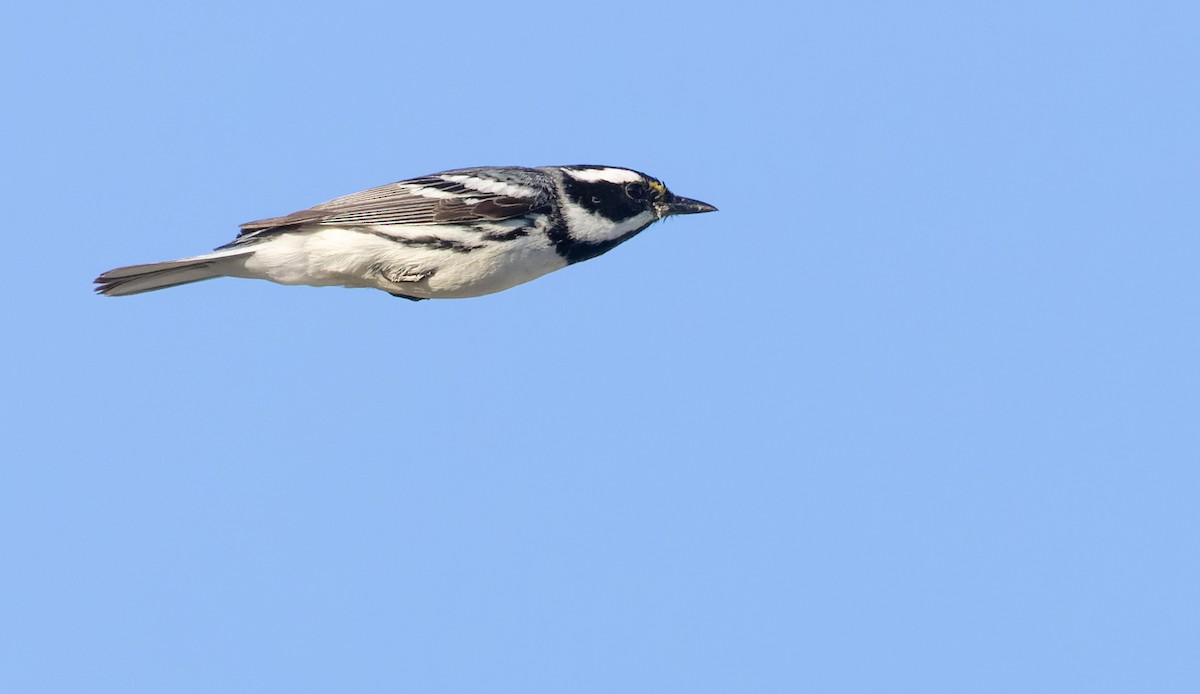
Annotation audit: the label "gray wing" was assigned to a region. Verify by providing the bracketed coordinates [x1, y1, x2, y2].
[231, 167, 555, 242]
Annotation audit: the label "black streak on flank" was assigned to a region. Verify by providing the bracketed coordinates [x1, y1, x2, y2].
[367, 230, 482, 253]
[483, 228, 530, 241]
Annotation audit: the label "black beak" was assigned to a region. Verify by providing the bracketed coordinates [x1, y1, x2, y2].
[664, 194, 718, 216]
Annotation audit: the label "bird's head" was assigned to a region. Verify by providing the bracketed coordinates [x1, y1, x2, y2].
[559, 165, 717, 220]
[553, 165, 717, 248]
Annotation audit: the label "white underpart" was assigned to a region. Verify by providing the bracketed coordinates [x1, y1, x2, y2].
[438, 175, 537, 197]
[236, 221, 567, 299]
[561, 167, 644, 184]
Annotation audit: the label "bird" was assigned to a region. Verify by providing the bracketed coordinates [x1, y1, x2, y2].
[94, 165, 717, 300]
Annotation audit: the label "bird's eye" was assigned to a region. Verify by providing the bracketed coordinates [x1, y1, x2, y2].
[625, 183, 649, 201]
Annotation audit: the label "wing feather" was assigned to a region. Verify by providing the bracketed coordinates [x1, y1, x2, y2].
[233, 168, 554, 242]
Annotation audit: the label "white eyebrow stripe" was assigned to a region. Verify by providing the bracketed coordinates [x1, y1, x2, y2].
[562, 167, 643, 184]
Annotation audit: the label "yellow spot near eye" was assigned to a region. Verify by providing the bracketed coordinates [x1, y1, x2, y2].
[648, 180, 667, 197]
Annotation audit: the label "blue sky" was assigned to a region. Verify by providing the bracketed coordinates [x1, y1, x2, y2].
[3, 1, 1198, 692]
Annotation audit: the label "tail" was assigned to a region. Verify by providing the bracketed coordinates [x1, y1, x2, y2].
[94, 248, 254, 297]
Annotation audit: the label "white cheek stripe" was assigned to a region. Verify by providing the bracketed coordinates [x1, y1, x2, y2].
[561, 206, 656, 244]
[562, 167, 643, 184]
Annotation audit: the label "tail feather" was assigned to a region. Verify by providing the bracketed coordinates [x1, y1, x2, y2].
[94, 250, 253, 297]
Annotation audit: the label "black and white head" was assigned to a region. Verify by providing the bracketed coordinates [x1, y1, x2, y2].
[551, 165, 717, 262]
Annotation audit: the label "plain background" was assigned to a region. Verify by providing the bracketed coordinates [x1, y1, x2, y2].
[3, 1, 1198, 692]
